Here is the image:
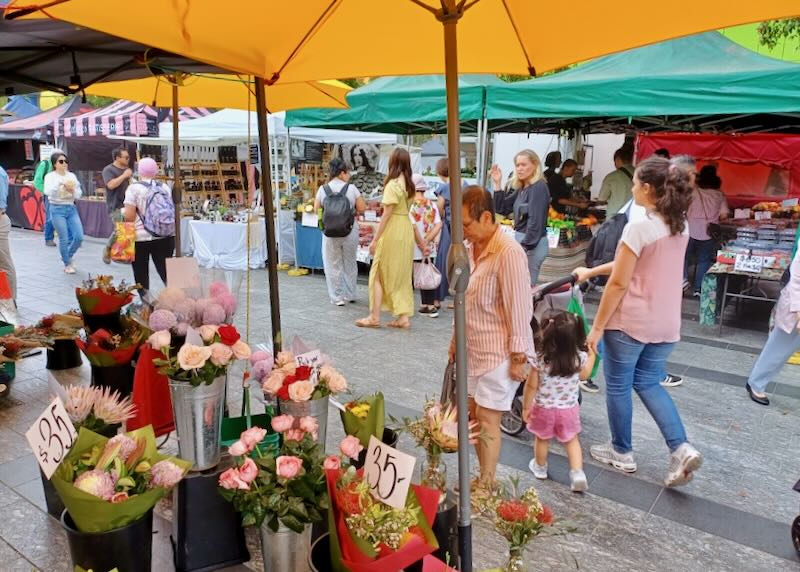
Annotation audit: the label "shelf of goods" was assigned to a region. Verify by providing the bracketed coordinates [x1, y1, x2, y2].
[716, 217, 797, 272]
[158, 160, 246, 209]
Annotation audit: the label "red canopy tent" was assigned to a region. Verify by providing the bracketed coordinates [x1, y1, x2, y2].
[636, 132, 800, 208]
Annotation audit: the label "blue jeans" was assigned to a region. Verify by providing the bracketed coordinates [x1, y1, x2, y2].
[50, 204, 84, 265]
[43, 195, 55, 242]
[602, 330, 688, 454]
[516, 232, 549, 285]
[747, 325, 800, 393]
[684, 238, 716, 292]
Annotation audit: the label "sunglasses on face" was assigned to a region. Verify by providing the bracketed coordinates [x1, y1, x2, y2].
[57, 159, 68, 164]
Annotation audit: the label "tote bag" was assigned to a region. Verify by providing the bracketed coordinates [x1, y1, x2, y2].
[413, 257, 442, 290]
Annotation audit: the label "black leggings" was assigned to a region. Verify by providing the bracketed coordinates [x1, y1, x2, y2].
[132, 237, 175, 292]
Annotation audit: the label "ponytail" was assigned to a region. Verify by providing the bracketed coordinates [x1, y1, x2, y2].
[636, 157, 692, 235]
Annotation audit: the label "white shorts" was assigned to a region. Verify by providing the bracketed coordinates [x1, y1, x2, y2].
[467, 359, 518, 412]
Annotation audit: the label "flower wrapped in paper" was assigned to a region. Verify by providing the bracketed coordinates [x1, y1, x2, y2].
[75, 275, 138, 316]
[51, 425, 190, 533]
[260, 348, 348, 402]
[325, 466, 440, 572]
[36, 312, 84, 340]
[340, 393, 385, 449]
[75, 320, 144, 367]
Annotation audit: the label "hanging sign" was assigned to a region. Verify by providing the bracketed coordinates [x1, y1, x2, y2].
[295, 350, 322, 368]
[26, 397, 77, 479]
[363, 434, 416, 509]
[734, 254, 764, 274]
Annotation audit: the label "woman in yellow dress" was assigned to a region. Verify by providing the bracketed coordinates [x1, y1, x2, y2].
[356, 148, 428, 329]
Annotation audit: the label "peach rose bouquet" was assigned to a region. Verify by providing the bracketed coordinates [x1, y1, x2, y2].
[258, 350, 349, 403]
[151, 324, 251, 387]
[217, 419, 328, 532]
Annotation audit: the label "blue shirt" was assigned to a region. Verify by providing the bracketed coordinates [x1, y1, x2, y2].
[0, 166, 8, 211]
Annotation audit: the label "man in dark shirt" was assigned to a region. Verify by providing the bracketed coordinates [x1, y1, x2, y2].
[549, 159, 579, 212]
[101, 147, 132, 264]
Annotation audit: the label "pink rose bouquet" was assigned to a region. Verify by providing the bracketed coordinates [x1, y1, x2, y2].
[218, 422, 327, 532]
[257, 349, 349, 403]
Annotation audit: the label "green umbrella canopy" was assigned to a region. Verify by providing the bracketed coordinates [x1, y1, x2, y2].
[485, 32, 800, 122]
[285, 74, 505, 133]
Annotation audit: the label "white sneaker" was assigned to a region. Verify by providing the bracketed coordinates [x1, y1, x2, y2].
[590, 443, 637, 473]
[664, 443, 702, 487]
[334, 300, 346, 307]
[528, 459, 548, 479]
[64, 265, 76, 274]
[570, 469, 588, 492]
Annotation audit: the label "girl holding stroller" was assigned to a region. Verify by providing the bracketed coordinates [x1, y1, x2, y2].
[523, 309, 596, 492]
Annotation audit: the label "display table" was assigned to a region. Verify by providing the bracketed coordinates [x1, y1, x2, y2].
[187, 220, 268, 270]
[294, 222, 324, 270]
[75, 199, 113, 239]
[699, 262, 784, 332]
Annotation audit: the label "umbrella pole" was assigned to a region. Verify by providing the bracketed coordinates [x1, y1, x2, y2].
[171, 82, 182, 258]
[442, 2, 472, 571]
[255, 77, 283, 352]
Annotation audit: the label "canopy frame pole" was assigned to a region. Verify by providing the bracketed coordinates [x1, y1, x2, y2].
[171, 82, 182, 258]
[255, 77, 283, 352]
[440, 2, 472, 571]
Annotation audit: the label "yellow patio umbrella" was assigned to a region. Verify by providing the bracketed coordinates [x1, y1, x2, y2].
[11, 3, 797, 568]
[84, 74, 351, 111]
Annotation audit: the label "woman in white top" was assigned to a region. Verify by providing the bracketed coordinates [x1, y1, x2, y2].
[314, 158, 365, 305]
[43, 151, 83, 274]
[123, 157, 175, 296]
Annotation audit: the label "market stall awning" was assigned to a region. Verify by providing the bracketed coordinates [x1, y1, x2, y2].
[0, 96, 88, 140]
[285, 74, 505, 133]
[84, 75, 352, 112]
[1, 95, 40, 120]
[485, 32, 800, 133]
[55, 99, 211, 138]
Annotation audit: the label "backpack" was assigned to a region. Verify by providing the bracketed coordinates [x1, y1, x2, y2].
[138, 180, 175, 238]
[584, 202, 631, 286]
[321, 183, 354, 238]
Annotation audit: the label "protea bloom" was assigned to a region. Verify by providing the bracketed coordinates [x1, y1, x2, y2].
[92, 386, 136, 425]
[63, 386, 96, 424]
[428, 404, 480, 453]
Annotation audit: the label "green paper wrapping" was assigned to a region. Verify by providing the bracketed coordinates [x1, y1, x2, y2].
[52, 425, 190, 533]
[340, 393, 385, 449]
[566, 294, 601, 379]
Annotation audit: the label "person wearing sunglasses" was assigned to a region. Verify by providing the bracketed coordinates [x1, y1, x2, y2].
[43, 152, 84, 274]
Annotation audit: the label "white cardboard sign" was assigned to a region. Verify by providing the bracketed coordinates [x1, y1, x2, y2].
[364, 210, 378, 222]
[363, 434, 416, 509]
[295, 350, 322, 368]
[734, 254, 764, 274]
[301, 212, 318, 228]
[26, 397, 78, 479]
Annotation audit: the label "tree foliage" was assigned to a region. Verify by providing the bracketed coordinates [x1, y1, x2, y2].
[757, 18, 800, 50]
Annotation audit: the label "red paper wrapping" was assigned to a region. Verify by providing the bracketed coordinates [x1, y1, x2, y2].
[75, 287, 133, 315]
[422, 555, 459, 572]
[75, 335, 140, 367]
[325, 468, 439, 572]
[128, 344, 174, 437]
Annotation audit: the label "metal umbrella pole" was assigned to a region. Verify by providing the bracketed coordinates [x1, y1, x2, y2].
[440, 1, 472, 570]
[255, 77, 283, 352]
[171, 82, 182, 257]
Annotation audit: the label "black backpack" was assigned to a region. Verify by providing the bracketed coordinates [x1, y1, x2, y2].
[321, 183, 354, 238]
[585, 202, 631, 286]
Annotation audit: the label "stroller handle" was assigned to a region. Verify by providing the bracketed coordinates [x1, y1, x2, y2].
[533, 274, 578, 303]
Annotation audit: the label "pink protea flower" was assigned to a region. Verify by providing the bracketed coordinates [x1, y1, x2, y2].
[149, 309, 177, 332]
[91, 387, 136, 425]
[63, 385, 96, 424]
[74, 469, 115, 500]
[106, 434, 137, 462]
[150, 460, 186, 489]
[202, 303, 226, 325]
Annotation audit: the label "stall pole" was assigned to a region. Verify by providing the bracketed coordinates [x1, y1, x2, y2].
[285, 129, 293, 265]
[172, 82, 182, 258]
[255, 77, 283, 352]
[441, 1, 472, 570]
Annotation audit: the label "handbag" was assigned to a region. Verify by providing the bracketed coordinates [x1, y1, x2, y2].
[413, 257, 442, 290]
[110, 221, 135, 264]
[440, 360, 456, 407]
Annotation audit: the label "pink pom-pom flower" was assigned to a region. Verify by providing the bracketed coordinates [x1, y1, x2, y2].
[203, 303, 226, 325]
[209, 281, 230, 298]
[251, 359, 273, 382]
[217, 292, 237, 320]
[149, 309, 178, 332]
[175, 321, 189, 336]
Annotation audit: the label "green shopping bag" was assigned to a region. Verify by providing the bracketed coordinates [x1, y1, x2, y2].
[566, 292, 601, 379]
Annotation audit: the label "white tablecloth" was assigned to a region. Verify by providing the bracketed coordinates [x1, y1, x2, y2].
[187, 220, 268, 270]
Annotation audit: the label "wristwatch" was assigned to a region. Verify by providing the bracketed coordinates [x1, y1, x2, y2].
[510, 353, 527, 365]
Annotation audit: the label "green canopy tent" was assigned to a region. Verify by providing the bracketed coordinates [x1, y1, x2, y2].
[285, 74, 506, 133]
[486, 32, 800, 134]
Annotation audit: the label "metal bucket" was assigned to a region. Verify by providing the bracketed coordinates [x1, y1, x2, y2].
[169, 376, 226, 471]
[278, 395, 329, 450]
[259, 522, 310, 572]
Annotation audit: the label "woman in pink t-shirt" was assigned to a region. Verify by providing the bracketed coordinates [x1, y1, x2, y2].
[574, 156, 702, 488]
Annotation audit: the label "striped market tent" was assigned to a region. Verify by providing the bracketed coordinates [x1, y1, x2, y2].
[55, 99, 211, 138]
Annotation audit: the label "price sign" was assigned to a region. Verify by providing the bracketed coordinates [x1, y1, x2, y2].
[733, 208, 751, 220]
[295, 349, 321, 368]
[546, 227, 560, 248]
[363, 435, 416, 509]
[26, 397, 77, 479]
[754, 211, 772, 221]
[356, 248, 371, 264]
[734, 254, 764, 274]
[364, 210, 378, 222]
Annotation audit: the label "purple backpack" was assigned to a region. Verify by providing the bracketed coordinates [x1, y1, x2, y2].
[139, 180, 176, 238]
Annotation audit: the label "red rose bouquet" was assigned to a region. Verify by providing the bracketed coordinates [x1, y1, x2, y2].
[75, 275, 138, 316]
[75, 319, 145, 367]
[260, 349, 348, 402]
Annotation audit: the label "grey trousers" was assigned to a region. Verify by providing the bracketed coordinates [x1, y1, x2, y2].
[0, 214, 17, 299]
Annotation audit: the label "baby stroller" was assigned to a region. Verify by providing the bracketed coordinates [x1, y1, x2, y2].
[500, 274, 590, 436]
[793, 479, 800, 556]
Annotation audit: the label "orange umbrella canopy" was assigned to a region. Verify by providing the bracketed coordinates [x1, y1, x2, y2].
[5, 0, 798, 82]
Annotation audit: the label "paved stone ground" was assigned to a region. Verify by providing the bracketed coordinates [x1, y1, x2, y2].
[0, 228, 798, 571]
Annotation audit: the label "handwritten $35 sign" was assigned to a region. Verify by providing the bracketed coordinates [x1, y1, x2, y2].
[364, 434, 416, 509]
[25, 397, 77, 479]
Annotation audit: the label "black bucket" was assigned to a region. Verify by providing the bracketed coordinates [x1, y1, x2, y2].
[351, 428, 398, 470]
[404, 493, 460, 572]
[308, 532, 333, 572]
[62, 509, 153, 572]
[46, 339, 82, 370]
[83, 312, 122, 334]
[40, 468, 64, 519]
[91, 363, 135, 398]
